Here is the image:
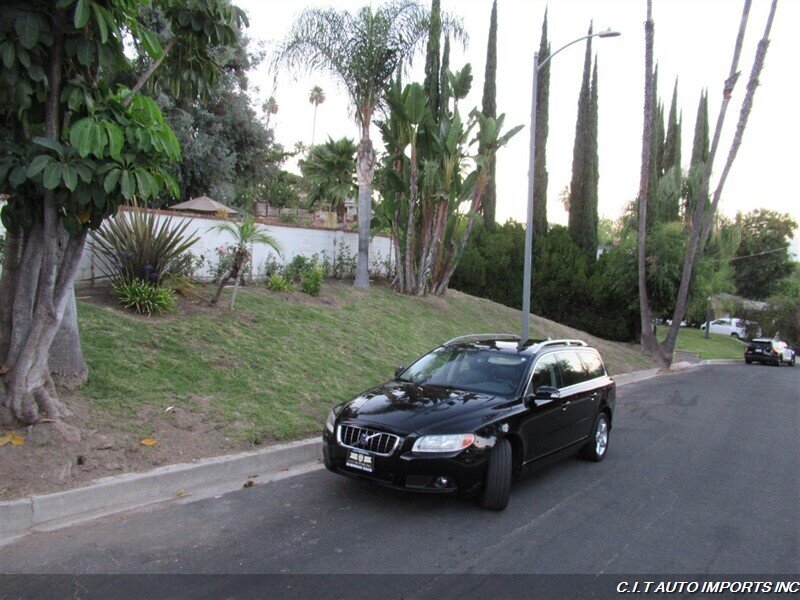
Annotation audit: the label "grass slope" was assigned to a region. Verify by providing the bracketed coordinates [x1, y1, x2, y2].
[656, 325, 745, 360]
[78, 282, 654, 444]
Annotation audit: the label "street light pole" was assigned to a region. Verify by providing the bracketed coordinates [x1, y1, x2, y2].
[519, 28, 621, 348]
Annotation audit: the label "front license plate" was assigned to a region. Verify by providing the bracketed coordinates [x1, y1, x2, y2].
[346, 450, 374, 473]
[755, 349, 763, 354]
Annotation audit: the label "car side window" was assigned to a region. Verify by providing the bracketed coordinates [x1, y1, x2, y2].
[526, 354, 561, 395]
[556, 352, 590, 387]
[579, 351, 606, 379]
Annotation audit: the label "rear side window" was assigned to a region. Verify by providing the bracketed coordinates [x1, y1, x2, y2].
[556, 352, 590, 387]
[527, 354, 563, 394]
[579, 351, 606, 379]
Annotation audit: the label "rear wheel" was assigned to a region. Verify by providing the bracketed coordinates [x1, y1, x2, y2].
[479, 438, 512, 511]
[581, 413, 610, 462]
[745, 359, 752, 364]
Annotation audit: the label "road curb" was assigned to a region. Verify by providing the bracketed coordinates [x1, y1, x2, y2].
[1, 437, 322, 542]
[1, 360, 740, 542]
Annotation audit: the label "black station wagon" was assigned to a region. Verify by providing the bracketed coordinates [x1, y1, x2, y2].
[323, 334, 616, 510]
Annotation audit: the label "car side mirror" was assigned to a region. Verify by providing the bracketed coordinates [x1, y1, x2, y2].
[525, 386, 561, 406]
[394, 365, 405, 378]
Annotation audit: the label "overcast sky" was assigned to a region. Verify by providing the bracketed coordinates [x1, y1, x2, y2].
[238, 0, 799, 257]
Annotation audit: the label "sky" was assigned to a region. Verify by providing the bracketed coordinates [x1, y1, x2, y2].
[237, 0, 799, 258]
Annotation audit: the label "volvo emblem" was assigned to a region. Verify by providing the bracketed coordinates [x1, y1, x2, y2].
[359, 433, 369, 444]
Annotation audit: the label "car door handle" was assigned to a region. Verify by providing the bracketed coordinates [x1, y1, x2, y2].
[561, 400, 571, 411]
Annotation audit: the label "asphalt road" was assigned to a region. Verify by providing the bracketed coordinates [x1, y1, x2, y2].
[2, 364, 798, 596]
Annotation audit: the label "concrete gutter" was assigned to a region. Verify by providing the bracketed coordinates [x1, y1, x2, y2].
[0, 359, 741, 542]
[1, 438, 322, 544]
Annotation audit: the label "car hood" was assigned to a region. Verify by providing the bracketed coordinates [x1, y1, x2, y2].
[337, 381, 511, 435]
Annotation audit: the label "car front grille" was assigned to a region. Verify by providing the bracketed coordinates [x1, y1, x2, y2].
[337, 424, 401, 456]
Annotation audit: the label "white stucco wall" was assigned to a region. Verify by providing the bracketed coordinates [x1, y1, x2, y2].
[74, 209, 393, 286]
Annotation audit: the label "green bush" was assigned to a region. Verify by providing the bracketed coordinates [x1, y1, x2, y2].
[282, 254, 316, 282]
[267, 274, 294, 293]
[113, 280, 176, 315]
[301, 267, 324, 296]
[92, 207, 199, 287]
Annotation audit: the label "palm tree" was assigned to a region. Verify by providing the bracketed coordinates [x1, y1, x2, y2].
[210, 217, 282, 309]
[300, 137, 357, 224]
[264, 96, 279, 129]
[309, 86, 326, 146]
[276, 1, 433, 288]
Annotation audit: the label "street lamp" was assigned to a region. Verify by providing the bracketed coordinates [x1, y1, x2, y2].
[519, 28, 621, 347]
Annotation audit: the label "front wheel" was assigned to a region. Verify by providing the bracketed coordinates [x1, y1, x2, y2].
[479, 438, 512, 511]
[581, 413, 610, 462]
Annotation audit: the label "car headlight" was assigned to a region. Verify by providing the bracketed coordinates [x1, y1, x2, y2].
[412, 434, 475, 453]
[325, 409, 337, 433]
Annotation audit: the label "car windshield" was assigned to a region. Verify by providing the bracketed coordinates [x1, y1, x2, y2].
[397, 348, 531, 396]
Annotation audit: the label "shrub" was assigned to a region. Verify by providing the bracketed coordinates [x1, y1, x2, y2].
[267, 274, 294, 293]
[301, 267, 324, 296]
[92, 206, 199, 286]
[332, 244, 357, 279]
[282, 254, 315, 282]
[113, 280, 176, 315]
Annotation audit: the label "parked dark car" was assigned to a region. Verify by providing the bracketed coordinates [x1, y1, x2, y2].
[745, 338, 796, 366]
[322, 334, 616, 510]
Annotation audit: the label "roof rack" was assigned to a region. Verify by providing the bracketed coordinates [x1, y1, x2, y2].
[526, 338, 588, 350]
[443, 333, 521, 346]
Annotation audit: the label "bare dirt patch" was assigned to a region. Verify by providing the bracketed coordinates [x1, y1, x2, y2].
[0, 390, 252, 500]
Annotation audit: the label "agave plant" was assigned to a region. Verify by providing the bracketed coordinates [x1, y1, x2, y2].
[210, 217, 282, 309]
[91, 206, 199, 287]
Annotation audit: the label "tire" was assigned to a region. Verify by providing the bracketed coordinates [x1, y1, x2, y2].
[731, 333, 739, 339]
[581, 412, 610, 462]
[479, 438, 512, 511]
[745, 359, 752, 364]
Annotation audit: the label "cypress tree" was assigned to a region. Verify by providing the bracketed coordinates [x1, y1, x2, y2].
[439, 34, 450, 122]
[585, 56, 599, 260]
[662, 79, 681, 173]
[568, 23, 594, 257]
[532, 9, 551, 240]
[423, 0, 441, 119]
[685, 90, 710, 226]
[690, 90, 709, 165]
[657, 78, 682, 223]
[481, 0, 498, 228]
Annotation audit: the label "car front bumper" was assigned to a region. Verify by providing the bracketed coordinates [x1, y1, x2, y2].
[322, 429, 490, 496]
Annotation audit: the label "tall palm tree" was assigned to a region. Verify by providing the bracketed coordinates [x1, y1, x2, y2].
[309, 85, 326, 147]
[264, 96, 279, 129]
[210, 217, 282, 309]
[276, 1, 432, 288]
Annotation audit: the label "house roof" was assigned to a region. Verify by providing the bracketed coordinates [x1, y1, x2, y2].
[170, 196, 239, 214]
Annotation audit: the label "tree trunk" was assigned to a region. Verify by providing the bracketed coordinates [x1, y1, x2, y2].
[405, 141, 418, 293]
[0, 8, 86, 426]
[659, 0, 752, 363]
[354, 133, 375, 289]
[636, 0, 660, 360]
[230, 270, 243, 310]
[48, 287, 88, 389]
[699, 0, 777, 253]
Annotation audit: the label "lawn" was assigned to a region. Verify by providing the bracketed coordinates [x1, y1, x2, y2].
[656, 325, 745, 360]
[77, 281, 654, 444]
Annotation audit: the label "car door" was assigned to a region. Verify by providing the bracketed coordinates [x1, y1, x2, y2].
[518, 353, 568, 462]
[553, 351, 596, 447]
